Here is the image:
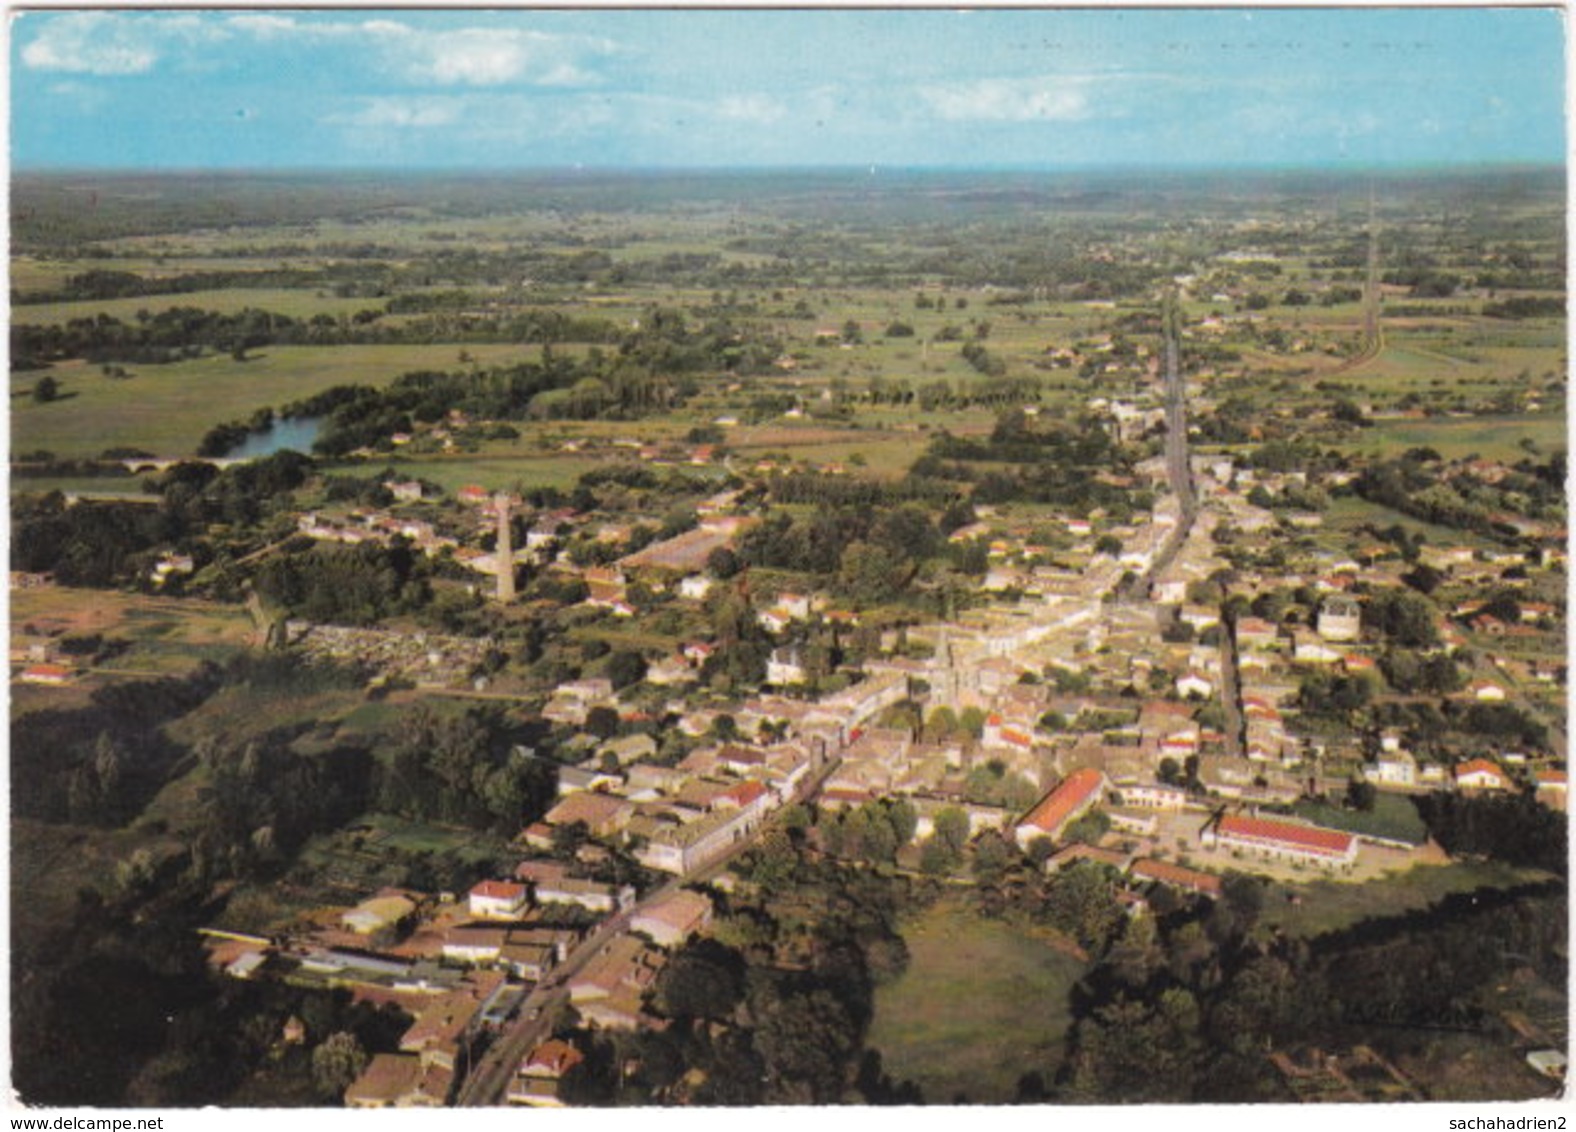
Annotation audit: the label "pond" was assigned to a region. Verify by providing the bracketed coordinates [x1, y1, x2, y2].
[226, 416, 322, 460]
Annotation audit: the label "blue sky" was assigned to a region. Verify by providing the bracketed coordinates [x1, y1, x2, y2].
[10, 7, 1567, 170]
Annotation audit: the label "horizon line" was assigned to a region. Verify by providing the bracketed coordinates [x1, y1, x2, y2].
[12, 160, 1567, 178]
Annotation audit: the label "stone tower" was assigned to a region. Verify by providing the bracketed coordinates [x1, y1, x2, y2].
[494, 493, 516, 603]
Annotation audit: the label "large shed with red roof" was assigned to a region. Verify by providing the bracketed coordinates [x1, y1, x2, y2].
[1202, 813, 1358, 869]
[1013, 767, 1107, 850]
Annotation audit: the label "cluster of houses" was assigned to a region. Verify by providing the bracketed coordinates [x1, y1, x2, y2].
[203, 865, 718, 1108]
[531, 672, 915, 876]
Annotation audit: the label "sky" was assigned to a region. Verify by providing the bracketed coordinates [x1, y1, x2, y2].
[8, 6, 1569, 171]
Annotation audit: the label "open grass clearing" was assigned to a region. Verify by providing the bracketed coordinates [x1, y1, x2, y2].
[11, 586, 254, 650]
[1342, 412, 1565, 462]
[1255, 859, 1555, 940]
[1290, 792, 1429, 845]
[1320, 495, 1498, 550]
[12, 343, 529, 458]
[372, 453, 597, 494]
[867, 897, 1085, 1104]
[162, 680, 369, 754]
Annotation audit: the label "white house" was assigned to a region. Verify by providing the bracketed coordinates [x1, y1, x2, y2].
[1316, 595, 1361, 642]
[1468, 679, 1507, 702]
[678, 575, 713, 601]
[468, 880, 529, 920]
[441, 925, 507, 966]
[767, 646, 809, 687]
[629, 890, 713, 948]
[1454, 759, 1511, 792]
[1368, 749, 1417, 787]
[1292, 631, 1342, 665]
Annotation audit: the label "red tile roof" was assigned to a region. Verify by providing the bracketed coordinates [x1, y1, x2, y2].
[1131, 858, 1222, 895]
[1215, 814, 1354, 857]
[21, 663, 71, 680]
[1454, 758, 1507, 782]
[1536, 770, 1568, 786]
[523, 1039, 584, 1079]
[723, 780, 770, 808]
[1018, 768, 1105, 839]
[470, 880, 527, 902]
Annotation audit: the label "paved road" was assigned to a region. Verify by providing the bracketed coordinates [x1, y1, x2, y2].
[1121, 291, 1196, 603]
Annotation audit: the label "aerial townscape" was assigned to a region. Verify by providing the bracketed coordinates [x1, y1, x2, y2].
[6, 6, 1568, 1116]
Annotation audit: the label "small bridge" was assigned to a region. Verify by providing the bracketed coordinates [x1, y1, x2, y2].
[120, 456, 245, 474]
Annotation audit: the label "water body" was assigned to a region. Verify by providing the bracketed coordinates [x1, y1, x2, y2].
[227, 416, 322, 460]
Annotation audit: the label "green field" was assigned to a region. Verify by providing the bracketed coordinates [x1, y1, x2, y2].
[11, 287, 386, 327]
[1290, 793, 1429, 846]
[1346, 412, 1566, 462]
[1256, 860, 1555, 939]
[374, 453, 597, 494]
[867, 898, 1086, 1104]
[12, 342, 528, 458]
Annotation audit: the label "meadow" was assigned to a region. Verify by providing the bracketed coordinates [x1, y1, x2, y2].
[867, 897, 1085, 1103]
[11, 342, 528, 458]
[1255, 859, 1556, 939]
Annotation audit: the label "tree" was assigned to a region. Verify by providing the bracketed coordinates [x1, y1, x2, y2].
[551, 820, 590, 860]
[1346, 776, 1377, 812]
[884, 798, 919, 848]
[958, 706, 988, 739]
[1044, 861, 1123, 953]
[926, 813, 964, 863]
[311, 1031, 367, 1100]
[839, 540, 906, 604]
[656, 939, 745, 1021]
[970, 830, 1016, 885]
[33, 375, 59, 403]
[1025, 835, 1057, 866]
[1063, 810, 1111, 846]
[606, 650, 647, 691]
[584, 705, 621, 740]
[706, 546, 741, 579]
[753, 989, 858, 1103]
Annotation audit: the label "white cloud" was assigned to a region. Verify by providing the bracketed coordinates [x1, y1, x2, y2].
[326, 97, 467, 130]
[224, 13, 306, 40]
[21, 12, 161, 75]
[399, 28, 611, 88]
[716, 95, 787, 125]
[920, 76, 1093, 123]
[222, 14, 613, 88]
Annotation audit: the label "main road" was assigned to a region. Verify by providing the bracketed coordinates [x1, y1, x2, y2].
[1121, 290, 1197, 603]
